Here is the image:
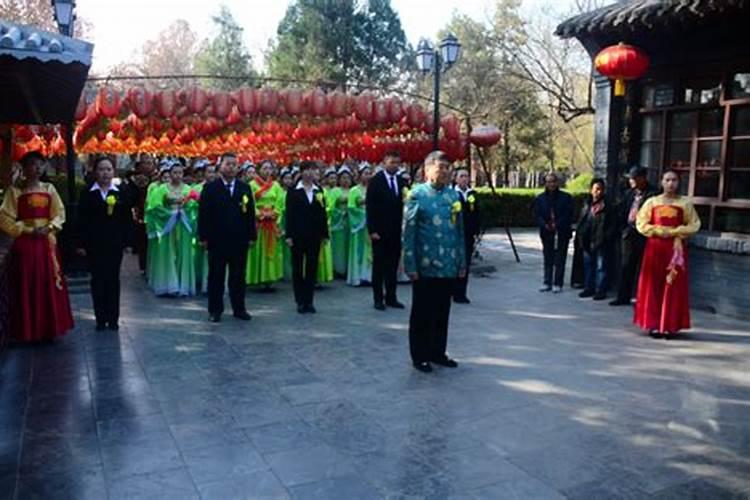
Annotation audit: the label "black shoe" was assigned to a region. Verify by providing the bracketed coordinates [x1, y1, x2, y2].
[414, 362, 433, 373]
[609, 299, 630, 306]
[374, 302, 386, 311]
[453, 296, 471, 304]
[432, 357, 458, 368]
[386, 300, 405, 309]
[539, 285, 552, 292]
[648, 329, 664, 339]
[297, 305, 307, 314]
[107, 322, 119, 331]
[593, 293, 607, 301]
[578, 290, 594, 298]
[209, 314, 221, 323]
[234, 311, 252, 321]
[95, 322, 107, 331]
[305, 305, 317, 314]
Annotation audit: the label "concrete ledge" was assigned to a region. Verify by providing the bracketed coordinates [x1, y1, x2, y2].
[691, 231, 750, 255]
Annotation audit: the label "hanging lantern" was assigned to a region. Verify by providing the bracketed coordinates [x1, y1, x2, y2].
[75, 94, 88, 121]
[285, 89, 304, 116]
[127, 88, 153, 118]
[211, 92, 232, 119]
[469, 125, 502, 147]
[328, 91, 349, 118]
[309, 89, 328, 117]
[259, 87, 280, 115]
[594, 43, 649, 97]
[355, 93, 374, 122]
[388, 98, 405, 123]
[186, 87, 209, 115]
[406, 104, 425, 129]
[373, 99, 389, 124]
[236, 88, 258, 115]
[155, 90, 177, 119]
[96, 86, 121, 118]
[442, 114, 460, 140]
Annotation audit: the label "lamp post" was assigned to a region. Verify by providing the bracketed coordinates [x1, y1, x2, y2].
[416, 33, 461, 150]
[51, 0, 76, 37]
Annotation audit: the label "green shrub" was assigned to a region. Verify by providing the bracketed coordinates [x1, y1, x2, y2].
[474, 187, 587, 228]
[564, 173, 593, 194]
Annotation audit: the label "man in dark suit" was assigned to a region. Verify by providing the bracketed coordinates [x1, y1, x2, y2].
[452, 167, 481, 304]
[77, 156, 134, 331]
[285, 161, 329, 314]
[198, 152, 257, 323]
[610, 166, 658, 306]
[366, 151, 406, 311]
[533, 173, 574, 293]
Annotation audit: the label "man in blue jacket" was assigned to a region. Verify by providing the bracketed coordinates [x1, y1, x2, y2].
[533, 173, 574, 293]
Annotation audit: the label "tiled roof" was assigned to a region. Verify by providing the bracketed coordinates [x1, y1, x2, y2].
[556, 0, 750, 39]
[0, 19, 92, 65]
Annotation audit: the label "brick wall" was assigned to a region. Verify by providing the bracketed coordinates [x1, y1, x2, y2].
[689, 247, 750, 321]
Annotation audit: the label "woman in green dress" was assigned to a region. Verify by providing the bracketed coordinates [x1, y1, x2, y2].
[346, 163, 373, 286]
[331, 166, 352, 278]
[145, 162, 198, 297]
[246, 160, 284, 290]
[317, 167, 338, 284]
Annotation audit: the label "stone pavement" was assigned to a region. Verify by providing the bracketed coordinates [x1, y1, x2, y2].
[1, 229, 749, 499]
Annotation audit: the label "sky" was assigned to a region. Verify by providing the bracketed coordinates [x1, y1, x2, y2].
[75, 0, 578, 73]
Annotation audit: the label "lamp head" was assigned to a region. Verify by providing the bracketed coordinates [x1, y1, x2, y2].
[51, 0, 76, 35]
[440, 33, 461, 67]
[416, 38, 435, 74]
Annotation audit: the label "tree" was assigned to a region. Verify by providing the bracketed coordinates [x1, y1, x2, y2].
[267, 0, 409, 89]
[0, 0, 90, 38]
[194, 5, 257, 90]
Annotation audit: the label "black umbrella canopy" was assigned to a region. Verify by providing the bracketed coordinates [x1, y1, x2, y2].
[0, 19, 93, 125]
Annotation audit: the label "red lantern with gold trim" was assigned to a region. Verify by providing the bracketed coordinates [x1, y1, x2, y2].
[594, 43, 649, 97]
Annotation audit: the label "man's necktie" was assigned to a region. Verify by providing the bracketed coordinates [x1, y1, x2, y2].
[389, 176, 397, 196]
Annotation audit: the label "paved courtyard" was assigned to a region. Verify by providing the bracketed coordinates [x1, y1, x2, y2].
[1, 230, 749, 499]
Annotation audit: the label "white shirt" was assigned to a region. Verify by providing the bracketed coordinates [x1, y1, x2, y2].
[295, 181, 318, 204]
[454, 185, 470, 201]
[90, 182, 119, 201]
[220, 176, 236, 197]
[384, 171, 399, 196]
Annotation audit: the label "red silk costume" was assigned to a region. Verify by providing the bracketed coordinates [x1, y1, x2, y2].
[0, 184, 74, 342]
[634, 195, 701, 335]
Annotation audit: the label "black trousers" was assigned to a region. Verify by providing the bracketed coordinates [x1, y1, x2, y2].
[454, 239, 474, 299]
[88, 248, 124, 325]
[409, 277, 454, 365]
[372, 237, 400, 304]
[208, 249, 247, 316]
[541, 232, 570, 288]
[615, 232, 647, 302]
[291, 240, 321, 307]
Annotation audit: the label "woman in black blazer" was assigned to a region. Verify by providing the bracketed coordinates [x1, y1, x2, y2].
[285, 161, 329, 314]
[77, 156, 133, 330]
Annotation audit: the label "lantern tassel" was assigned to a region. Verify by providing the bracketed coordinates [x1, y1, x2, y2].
[614, 79, 626, 97]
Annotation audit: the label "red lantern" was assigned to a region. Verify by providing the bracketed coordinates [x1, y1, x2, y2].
[259, 87, 280, 115]
[469, 125, 502, 147]
[155, 90, 177, 119]
[373, 100, 389, 124]
[328, 91, 348, 117]
[355, 93, 374, 122]
[594, 43, 649, 97]
[285, 89, 304, 116]
[236, 88, 257, 115]
[96, 86, 121, 118]
[75, 94, 88, 121]
[405, 104, 425, 129]
[442, 114, 461, 141]
[186, 87, 208, 115]
[127, 88, 153, 118]
[388, 98, 405, 123]
[309, 89, 328, 117]
[211, 92, 232, 119]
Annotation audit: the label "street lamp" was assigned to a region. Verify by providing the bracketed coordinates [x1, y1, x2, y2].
[416, 33, 461, 149]
[51, 0, 76, 37]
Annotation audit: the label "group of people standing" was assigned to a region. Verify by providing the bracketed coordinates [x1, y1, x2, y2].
[533, 167, 701, 339]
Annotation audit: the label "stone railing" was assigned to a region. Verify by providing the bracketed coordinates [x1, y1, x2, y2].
[691, 231, 750, 255]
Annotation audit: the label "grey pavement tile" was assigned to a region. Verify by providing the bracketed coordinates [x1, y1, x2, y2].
[430, 444, 530, 491]
[265, 444, 357, 488]
[169, 419, 250, 452]
[15, 467, 107, 500]
[107, 467, 199, 500]
[96, 414, 172, 447]
[182, 441, 268, 485]
[470, 477, 566, 500]
[289, 474, 381, 500]
[508, 444, 614, 491]
[100, 438, 184, 479]
[279, 382, 341, 406]
[650, 478, 750, 500]
[18, 434, 102, 476]
[198, 469, 291, 500]
[246, 419, 326, 454]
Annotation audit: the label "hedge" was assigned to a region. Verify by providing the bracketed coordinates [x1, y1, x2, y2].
[474, 187, 587, 228]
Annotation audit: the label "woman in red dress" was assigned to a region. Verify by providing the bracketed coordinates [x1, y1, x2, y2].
[0, 152, 74, 342]
[634, 170, 701, 339]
